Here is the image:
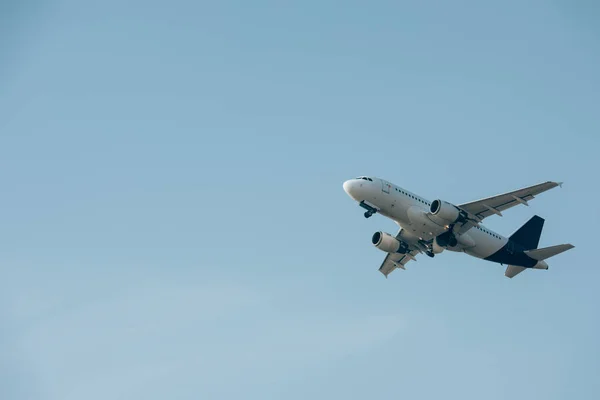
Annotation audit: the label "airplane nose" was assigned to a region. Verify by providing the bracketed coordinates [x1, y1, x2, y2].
[343, 180, 352, 195]
[343, 179, 360, 200]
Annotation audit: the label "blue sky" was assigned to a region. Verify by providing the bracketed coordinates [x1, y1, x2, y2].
[1, 1, 599, 399]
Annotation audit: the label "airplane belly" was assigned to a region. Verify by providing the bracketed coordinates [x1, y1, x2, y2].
[406, 206, 446, 237]
[367, 192, 444, 241]
[378, 206, 409, 225]
[367, 192, 410, 224]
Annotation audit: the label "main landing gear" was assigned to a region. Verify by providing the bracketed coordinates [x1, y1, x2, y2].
[359, 201, 377, 219]
[426, 251, 435, 258]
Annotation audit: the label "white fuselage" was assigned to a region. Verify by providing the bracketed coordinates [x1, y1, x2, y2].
[343, 177, 508, 260]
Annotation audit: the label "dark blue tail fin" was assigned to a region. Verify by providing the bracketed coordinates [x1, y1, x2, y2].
[509, 215, 545, 250]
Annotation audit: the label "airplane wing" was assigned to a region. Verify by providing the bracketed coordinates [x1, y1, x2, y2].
[378, 231, 421, 278]
[378, 249, 420, 277]
[457, 181, 562, 222]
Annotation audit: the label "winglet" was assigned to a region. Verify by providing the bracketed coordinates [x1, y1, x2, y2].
[557, 181, 564, 188]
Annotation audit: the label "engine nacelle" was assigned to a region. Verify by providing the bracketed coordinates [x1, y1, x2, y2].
[429, 199, 467, 225]
[371, 231, 408, 254]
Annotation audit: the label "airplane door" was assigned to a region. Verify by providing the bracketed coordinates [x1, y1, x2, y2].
[507, 241, 514, 255]
[381, 180, 391, 194]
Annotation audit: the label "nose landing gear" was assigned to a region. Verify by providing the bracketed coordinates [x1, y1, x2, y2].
[359, 201, 378, 219]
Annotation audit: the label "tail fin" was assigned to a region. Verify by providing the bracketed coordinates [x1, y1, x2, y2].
[524, 244, 575, 261]
[510, 215, 544, 250]
[504, 216, 574, 279]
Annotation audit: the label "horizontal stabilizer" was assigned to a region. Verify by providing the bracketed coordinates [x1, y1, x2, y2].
[505, 265, 527, 278]
[525, 244, 574, 261]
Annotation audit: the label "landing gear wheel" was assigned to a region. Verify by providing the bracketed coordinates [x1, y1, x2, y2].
[426, 251, 435, 258]
[364, 211, 373, 218]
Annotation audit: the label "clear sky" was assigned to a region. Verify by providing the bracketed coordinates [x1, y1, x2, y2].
[1, 1, 599, 399]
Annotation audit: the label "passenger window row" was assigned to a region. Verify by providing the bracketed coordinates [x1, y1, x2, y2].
[393, 187, 430, 206]
[476, 226, 501, 239]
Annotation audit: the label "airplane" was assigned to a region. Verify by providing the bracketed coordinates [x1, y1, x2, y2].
[342, 177, 574, 278]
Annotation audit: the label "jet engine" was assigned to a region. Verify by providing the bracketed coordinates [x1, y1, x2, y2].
[372, 231, 408, 254]
[429, 199, 468, 225]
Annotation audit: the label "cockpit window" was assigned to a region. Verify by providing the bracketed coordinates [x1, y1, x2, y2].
[355, 176, 373, 181]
